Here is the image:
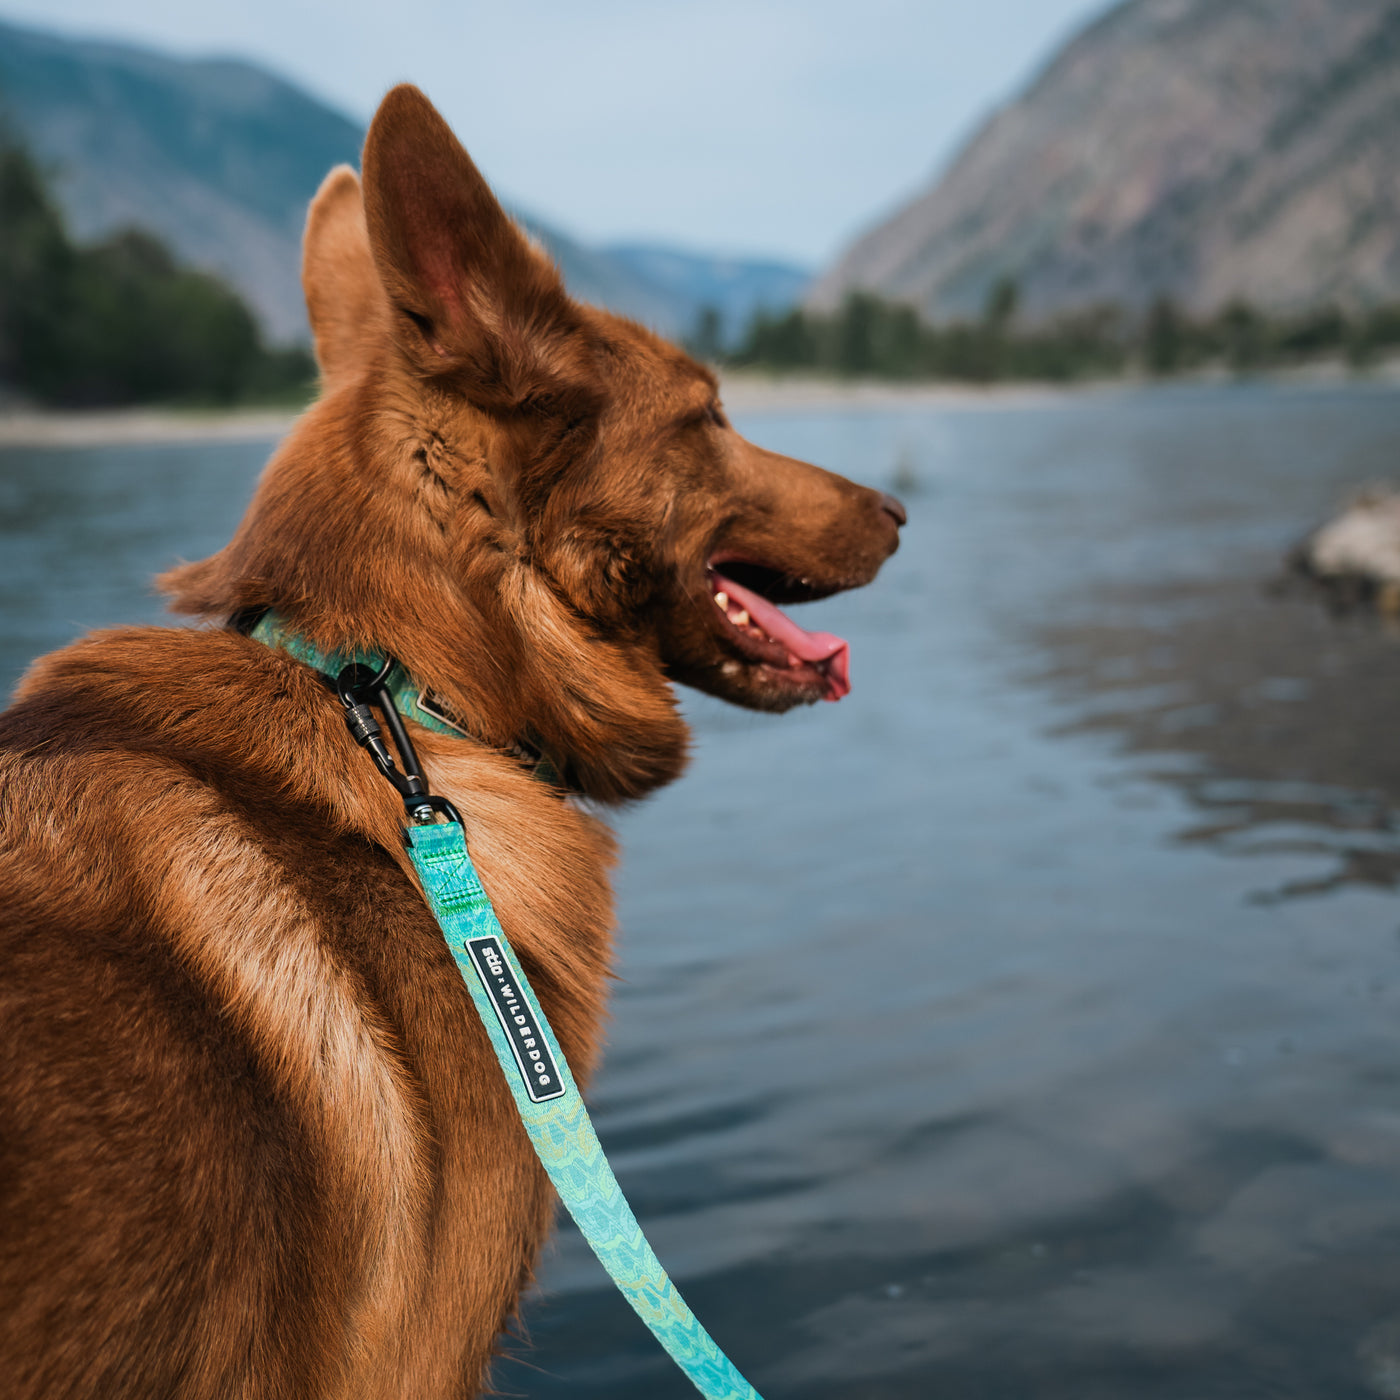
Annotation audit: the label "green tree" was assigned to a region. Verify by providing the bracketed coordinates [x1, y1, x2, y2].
[64, 230, 264, 404]
[881, 303, 924, 378]
[1274, 305, 1346, 362]
[1347, 304, 1400, 369]
[0, 128, 313, 407]
[983, 276, 1019, 332]
[1144, 296, 1183, 375]
[735, 307, 817, 369]
[686, 304, 723, 362]
[0, 137, 78, 398]
[835, 292, 879, 375]
[1215, 300, 1267, 373]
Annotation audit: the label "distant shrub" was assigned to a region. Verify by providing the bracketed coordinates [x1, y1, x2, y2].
[732, 281, 1126, 383]
[1348, 304, 1400, 368]
[684, 304, 724, 362]
[0, 137, 76, 398]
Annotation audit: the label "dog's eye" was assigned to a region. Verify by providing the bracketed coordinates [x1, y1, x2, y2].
[676, 402, 727, 434]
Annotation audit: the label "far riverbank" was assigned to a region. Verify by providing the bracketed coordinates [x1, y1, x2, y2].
[2, 360, 1398, 447]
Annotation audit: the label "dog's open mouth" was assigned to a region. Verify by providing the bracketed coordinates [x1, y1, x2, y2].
[706, 561, 851, 702]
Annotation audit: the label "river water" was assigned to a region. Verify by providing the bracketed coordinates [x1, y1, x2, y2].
[5, 382, 1400, 1398]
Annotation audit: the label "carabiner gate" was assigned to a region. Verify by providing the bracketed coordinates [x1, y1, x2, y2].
[336, 661, 462, 829]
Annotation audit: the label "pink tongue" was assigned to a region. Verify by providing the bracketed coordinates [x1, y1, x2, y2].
[712, 571, 851, 702]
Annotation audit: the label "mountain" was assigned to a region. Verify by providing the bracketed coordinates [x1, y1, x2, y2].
[0, 18, 362, 344]
[808, 0, 1400, 325]
[602, 245, 810, 348]
[0, 16, 805, 345]
[521, 220, 682, 339]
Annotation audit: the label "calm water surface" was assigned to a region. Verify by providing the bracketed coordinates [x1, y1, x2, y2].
[5, 383, 1400, 1398]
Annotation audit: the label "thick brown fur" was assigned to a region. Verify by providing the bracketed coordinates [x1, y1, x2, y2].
[0, 86, 901, 1398]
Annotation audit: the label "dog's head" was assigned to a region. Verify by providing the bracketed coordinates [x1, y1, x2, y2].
[163, 86, 902, 801]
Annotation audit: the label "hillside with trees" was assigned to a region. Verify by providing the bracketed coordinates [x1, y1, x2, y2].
[0, 16, 807, 350]
[0, 133, 311, 407]
[729, 283, 1400, 383]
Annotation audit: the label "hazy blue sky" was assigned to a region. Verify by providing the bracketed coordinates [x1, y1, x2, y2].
[2, 0, 1111, 265]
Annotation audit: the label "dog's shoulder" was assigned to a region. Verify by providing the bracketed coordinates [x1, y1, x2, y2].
[0, 623, 611, 1396]
[0, 623, 617, 1075]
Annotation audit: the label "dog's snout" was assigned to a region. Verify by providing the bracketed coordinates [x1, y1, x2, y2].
[878, 492, 907, 528]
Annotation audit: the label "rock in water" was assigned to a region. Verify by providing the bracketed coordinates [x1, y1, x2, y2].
[1359, 1315, 1400, 1398]
[1293, 487, 1400, 614]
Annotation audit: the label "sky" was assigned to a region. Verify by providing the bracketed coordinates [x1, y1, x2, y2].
[0, 0, 1112, 267]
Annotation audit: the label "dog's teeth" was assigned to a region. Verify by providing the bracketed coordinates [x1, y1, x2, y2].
[732, 609, 749, 627]
[714, 591, 729, 610]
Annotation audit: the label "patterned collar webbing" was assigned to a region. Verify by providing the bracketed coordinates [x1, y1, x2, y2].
[247, 609, 559, 785]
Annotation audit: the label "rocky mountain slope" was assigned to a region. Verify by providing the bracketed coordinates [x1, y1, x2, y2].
[0, 17, 806, 344]
[809, 0, 1400, 324]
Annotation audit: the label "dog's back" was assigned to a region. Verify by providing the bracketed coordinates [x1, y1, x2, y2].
[0, 627, 617, 1397]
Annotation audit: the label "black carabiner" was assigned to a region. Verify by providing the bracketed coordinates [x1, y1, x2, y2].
[336, 661, 462, 829]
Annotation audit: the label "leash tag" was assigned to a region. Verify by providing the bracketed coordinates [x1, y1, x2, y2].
[463, 935, 565, 1102]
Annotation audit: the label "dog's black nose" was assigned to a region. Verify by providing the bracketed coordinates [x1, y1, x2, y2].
[878, 492, 907, 528]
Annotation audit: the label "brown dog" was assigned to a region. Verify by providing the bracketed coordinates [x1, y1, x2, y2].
[0, 86, 902, 1398]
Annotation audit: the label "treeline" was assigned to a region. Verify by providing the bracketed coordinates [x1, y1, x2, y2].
[708, 279, 1400, 382]
[0, 134, 313, 408]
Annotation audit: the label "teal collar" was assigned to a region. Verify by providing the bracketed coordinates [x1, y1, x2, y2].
[247, 609, 560, 786]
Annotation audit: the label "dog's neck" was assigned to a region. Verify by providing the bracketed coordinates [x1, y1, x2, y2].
[160, 390, 691, 805]
[238, 606, 563, 787]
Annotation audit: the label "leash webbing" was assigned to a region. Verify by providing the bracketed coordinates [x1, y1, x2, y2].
[408, 821, 762, 1400]
[248, 614, 763, 1400]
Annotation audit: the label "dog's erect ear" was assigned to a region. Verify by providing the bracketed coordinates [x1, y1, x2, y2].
[361, 84, 594, 409]
[302, 165, 384, 388]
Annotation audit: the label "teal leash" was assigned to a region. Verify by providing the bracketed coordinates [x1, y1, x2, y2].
[249, 613, 763, 1400]
[410, 824, 762, 1400]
